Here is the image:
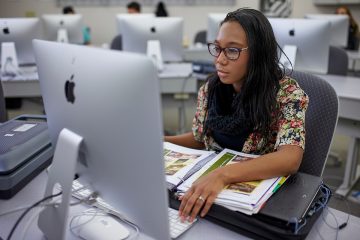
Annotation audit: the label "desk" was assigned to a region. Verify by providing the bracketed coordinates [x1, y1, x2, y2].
[316, 74, 360, 196]
[183, 46, 212, 62]
[0, 171, 359, 240]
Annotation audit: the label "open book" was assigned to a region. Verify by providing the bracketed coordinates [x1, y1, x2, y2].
[164, 143, 288, 215]
[163, 142, 216, 190]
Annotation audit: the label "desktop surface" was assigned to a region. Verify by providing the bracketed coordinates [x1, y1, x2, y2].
[1, 170, 359, 240]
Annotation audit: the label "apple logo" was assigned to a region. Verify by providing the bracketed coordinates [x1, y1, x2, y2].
[289, 29, 295, 36]
[3, 27, 9, 34]
[150, 26, 156, 33]
[65, 74, 76, 104]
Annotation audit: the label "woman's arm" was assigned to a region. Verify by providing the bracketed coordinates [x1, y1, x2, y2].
[164, 132, 205, 149]
[178, 145, 303, 222]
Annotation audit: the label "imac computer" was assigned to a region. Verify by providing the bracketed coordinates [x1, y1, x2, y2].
[118, 17, 184, 62]
[115, 13, 155, 35]
[42, 14, 84, 44]
[207, 13, 227, 42]
[33, 40, 170, 239]
[0, 18, 42, 66]
[268, 18, 331, 74]
[305, 14, 349, 47]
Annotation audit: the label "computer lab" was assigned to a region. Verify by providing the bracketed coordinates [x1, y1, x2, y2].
[0, 0, 360, 239]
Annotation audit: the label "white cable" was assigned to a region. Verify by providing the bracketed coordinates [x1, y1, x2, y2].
[69, 208, 103, 238]
[70, 207, 140, 239]
[321, 207, 339, 240]
[20, 206, 44, 240]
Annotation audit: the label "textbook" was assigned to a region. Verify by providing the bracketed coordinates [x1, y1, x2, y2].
[165, 145, 288, 215]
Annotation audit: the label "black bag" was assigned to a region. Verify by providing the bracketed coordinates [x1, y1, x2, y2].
[169, 184, 330, 240]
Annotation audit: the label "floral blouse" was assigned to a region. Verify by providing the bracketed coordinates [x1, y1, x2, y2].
[192, 77, 309, 154]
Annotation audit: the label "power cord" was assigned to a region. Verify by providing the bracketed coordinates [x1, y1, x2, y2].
[6, 191, 62, 240]
[69, 208, 140, 240]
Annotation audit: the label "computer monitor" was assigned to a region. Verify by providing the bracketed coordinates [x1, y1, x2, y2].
[0, 18, 42, 65]
[118, 17, 183, 62]
[115, 13, 155, 35]
[268, 18, 331, 74]
[207, 13, 226, 42]
[33, 40, 170, 240]
[305, 14, 349, 47]
[42, 14, 84, 44]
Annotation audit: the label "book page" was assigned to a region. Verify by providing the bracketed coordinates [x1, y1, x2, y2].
[163, 142, 215, 186]
[178, 148, 286, 214]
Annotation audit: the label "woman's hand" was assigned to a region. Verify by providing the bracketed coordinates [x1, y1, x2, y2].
[178, 169, 227, 222]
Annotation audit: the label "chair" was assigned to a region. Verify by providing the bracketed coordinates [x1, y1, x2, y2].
[194, 30, 207, 44]
[290, 71, 338, 177]
[328, 46, 349, 76]
[110, 34, 122, 51]
[0, 82, 7, 122]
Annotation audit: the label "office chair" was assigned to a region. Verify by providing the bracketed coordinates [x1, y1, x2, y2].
[328, 46, 349, 76]
[291, 71, 338, 177]
[0, 82, 7, 123]
[194, 30, 207, 44]
[110, 34, 122, 51]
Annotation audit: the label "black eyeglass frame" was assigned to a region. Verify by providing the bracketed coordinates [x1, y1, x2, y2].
[207, 43, 248, 60]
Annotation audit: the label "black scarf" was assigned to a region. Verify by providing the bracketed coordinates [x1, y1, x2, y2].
[205, 77, 254, 137]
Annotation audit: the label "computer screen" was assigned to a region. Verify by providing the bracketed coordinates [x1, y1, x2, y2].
[268, 18, 331, 74]
[42, 14, 84, 44]
[305, 14, 349, 47]
[118, 17, 183, 62]
[207, 13, 227, 42]
[0, 18, 42, 65]
[33, 40, 170, 240]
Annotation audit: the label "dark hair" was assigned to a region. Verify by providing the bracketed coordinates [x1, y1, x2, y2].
[207, 8, 283, 137]
[127, 1, 141, 12]
[63, 6, 75, 14]
[336, 6, 359, 30]
[155, 2, 168, 17]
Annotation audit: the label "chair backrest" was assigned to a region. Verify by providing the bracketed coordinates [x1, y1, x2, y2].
[290, 71, 338, 177]
[110, 34, 123, 51]
[194, 30, 207, 44]
[328, 46, 348, 76]
[0, 82, 7, 123]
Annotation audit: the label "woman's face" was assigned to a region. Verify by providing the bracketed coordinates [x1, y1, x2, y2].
[336, 7, 347, 15]
[214, 21, 249, 93]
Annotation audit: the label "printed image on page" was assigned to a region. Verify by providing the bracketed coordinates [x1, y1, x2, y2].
[164, 151, 200, 175]
[225, 155, 260, 195]
[163, 142, 215, 187]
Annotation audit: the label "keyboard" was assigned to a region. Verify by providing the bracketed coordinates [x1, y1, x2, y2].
[68, 180, 197, 239]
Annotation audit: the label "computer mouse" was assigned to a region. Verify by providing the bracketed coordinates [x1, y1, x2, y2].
[77, 215, 130, 240]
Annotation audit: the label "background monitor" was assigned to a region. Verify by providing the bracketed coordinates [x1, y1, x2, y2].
[118, 17, 183, 62]
[268, 18, 331, 74]
[207, 13, 226, 42]
[305, 14, 349, 47]
[115, 13, 155, 34]
[42, 14, 84, 44]
[0, 18, 42, 65]
[33, 40, 170, 240]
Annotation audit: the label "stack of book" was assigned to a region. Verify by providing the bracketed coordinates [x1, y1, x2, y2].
[163, 142, 288, 215]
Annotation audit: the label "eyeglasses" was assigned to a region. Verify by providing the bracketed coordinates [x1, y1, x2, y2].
[207, 43, 248, 60]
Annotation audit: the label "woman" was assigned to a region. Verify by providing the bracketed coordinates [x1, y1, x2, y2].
[164, 8, 309, 222]
[336, 6, 359, 50]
